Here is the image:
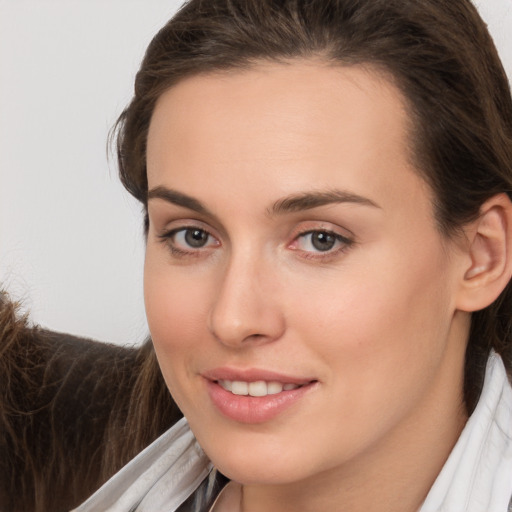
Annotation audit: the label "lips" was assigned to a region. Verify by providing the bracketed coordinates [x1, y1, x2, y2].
[202, 368, 317, 423]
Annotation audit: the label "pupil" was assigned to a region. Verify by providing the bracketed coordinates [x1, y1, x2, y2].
[312, 232, 335, 251]
[185, 229, 208, 248]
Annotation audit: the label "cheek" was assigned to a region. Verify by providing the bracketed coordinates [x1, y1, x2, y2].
[277, 247, 456, 457]
[288, 239, 455, 390]
[143, 253, 213, 390]
[145, 274, 205, 345]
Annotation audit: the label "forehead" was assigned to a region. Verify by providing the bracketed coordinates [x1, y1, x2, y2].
[146, 60, 429, 215]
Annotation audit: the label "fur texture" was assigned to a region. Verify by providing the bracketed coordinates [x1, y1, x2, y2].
[0, 291, 180, 512]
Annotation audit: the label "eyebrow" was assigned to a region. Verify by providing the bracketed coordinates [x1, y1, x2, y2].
[147, 186, 212, 215]
[270, 190, 380, 215]
[147, 186, 380, 216]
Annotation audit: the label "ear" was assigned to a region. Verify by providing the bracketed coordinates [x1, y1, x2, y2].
[456, 193, 512, 312]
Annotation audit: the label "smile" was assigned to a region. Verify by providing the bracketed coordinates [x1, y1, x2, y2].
[203, 370, 318, 423]
[217, 380, 302, 397]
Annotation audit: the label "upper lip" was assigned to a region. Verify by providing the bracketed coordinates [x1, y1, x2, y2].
[202, 367, 316, 385]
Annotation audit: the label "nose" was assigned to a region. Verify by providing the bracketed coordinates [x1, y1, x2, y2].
[207, 253, 286, 348]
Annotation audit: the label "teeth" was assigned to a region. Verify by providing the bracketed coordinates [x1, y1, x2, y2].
[231, 381, 248, 395]
[218, 380, 232, 392]
[248, 381, 267, 397]
[218, 380, 301, 396]
[267, 381, 284, 395]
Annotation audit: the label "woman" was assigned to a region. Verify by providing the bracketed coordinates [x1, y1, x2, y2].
[11, 0, 512, 510]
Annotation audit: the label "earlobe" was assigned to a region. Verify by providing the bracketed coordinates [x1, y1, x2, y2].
[456, 193, 512, 312]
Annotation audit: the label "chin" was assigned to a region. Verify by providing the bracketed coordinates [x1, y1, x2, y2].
[195, 428, 320, 486]
[213, 457, 306, 486]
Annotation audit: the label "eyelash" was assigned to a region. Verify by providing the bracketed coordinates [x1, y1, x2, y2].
[157, 226, 354, 260]
[158, 226, 219, 258]
[290, 229, 354, 260]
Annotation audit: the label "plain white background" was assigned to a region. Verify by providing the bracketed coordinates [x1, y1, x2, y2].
[1, 0, 511, 346]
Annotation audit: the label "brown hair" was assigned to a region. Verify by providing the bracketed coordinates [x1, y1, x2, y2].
[114, 0, 512, 412]
[0, 292, 180, 512]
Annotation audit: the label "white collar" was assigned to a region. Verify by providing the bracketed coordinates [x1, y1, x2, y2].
[72, 417, 212, 512]
[420, 352, 512, 512]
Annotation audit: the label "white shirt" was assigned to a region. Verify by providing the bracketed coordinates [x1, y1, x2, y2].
[419, 352, 512, 511]
[73, 352, 512, 512]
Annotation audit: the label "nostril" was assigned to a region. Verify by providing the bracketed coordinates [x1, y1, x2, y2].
[245, 333, 265, 340]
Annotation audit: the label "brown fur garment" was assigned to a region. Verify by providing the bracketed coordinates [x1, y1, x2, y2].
[0, 291, 181, 512]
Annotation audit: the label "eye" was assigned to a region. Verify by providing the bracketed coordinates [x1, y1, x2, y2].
[292, 229, 353, 256]
[177, 228, 212, 248]
[300, 231, 337, 252]
[158, 226, 219, 255]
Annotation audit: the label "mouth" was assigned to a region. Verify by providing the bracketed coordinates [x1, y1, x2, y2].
[203, 370, 318, 423]
[216, 379, 305, 397]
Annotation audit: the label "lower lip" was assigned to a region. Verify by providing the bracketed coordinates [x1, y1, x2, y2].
[206, 380, 316, 424]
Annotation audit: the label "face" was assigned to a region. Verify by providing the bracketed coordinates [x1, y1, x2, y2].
[144, 62, 469, 487]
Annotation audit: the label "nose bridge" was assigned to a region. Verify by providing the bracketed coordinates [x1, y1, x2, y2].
[208, 245, 284, 348]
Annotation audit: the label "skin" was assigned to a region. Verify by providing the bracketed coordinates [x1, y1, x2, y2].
[144, 61, 472, 512]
